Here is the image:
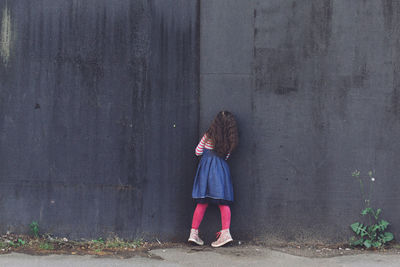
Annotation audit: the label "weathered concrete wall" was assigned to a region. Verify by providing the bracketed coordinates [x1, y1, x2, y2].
[200, 0, 400, 243]
[2, 0, 400, 244]
[0, 0, 199, 240]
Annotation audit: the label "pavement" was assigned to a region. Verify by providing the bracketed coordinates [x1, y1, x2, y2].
[1, 246, 400, 267]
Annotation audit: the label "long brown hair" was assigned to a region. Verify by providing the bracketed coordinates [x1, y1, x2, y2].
[205, 111, 239, 158]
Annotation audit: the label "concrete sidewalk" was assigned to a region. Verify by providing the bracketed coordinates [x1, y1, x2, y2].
[1, 246, 400, 267]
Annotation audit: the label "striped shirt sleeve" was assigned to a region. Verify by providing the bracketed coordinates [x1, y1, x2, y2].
[195, 134, 207, 156]
[195, 134, 215, 156]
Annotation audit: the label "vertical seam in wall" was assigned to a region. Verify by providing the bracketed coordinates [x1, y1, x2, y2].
[250, 0, 256, 237]
[198, 0, 202, 138]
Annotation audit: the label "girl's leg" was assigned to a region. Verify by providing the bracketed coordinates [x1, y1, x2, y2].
[218, 205, 231, 230]
[189, 203, 208, 245]
[191, 203, 208, 229]
[211, 205, 233, 247]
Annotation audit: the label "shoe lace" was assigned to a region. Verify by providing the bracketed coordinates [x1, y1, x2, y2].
[215, 231, 222, 239]
[191, 230, 199, 238]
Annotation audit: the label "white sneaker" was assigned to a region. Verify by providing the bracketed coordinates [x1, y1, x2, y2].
[188, 228, 204, 246]
[211, 229, 233, 248]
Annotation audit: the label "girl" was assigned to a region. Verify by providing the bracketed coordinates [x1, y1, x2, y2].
[188, 111, 239, 247]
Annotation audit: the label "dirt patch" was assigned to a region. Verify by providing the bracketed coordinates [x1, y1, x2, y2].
[1, 233, 400, 259]
[0, 233, 176, 259]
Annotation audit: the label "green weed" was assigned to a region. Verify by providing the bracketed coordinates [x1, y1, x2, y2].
[39, 242, 54, 250]
[350, 170, 394, 248]
[29, 221, 39, 238]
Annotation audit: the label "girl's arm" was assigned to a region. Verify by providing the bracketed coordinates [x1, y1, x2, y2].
[195, 134, 207, 156]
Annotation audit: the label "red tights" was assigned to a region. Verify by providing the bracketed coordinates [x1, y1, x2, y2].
[191, 203, 231, 230]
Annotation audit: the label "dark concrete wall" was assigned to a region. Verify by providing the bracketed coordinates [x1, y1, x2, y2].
[0, 0, 199, 240]
[200, 0, 400, 243]
[2, 0, 400, 244]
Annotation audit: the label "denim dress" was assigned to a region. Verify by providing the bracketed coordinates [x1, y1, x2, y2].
[192, 149, 234, 205]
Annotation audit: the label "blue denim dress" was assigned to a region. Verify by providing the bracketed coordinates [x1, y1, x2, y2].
[192, 149, 234, 205]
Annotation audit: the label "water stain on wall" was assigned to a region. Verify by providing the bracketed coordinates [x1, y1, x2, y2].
[0, 4, 11, 65]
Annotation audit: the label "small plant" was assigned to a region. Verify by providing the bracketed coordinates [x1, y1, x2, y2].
[90, 237, 105, 251]
[131, 238, 143, 248]
[17, 239, 25, 246]
[39, 242, 54, 250]
[88, 237, 143, 252]
[91, 237, 105, 244]
[29, 221, 39, 238]
[349, 170, 394, 248]
[0, 242, 7, 249]
[104, 237, 143, 249]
